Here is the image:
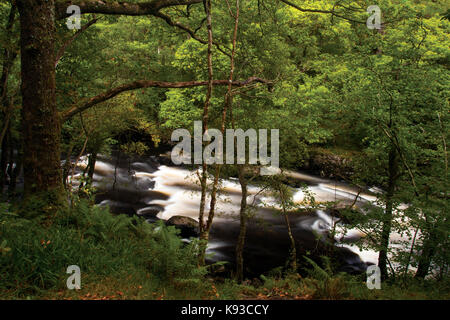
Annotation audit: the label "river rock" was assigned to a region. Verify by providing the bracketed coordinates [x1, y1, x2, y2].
[136, 205, 162, 221]
[165, 215, 199, 238]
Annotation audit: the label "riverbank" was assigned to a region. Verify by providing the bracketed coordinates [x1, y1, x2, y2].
[0, 199, 448, 300]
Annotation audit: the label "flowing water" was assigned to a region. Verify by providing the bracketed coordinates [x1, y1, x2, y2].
[70, 153, 400, 276]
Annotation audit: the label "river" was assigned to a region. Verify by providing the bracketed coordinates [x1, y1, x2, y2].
[71, 153, 392, 277]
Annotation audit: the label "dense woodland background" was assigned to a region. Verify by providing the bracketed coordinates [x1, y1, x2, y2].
[0, 0, 448, 299]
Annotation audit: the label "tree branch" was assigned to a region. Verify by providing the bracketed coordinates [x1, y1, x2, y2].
[153, 11, 231, 57]
[279, 0, 336, 14]
[55, 17, 100, 68]
[60, 77, 272, 122]
[279, 0, 366, 25]
[55, 0, 203, 19]
[55, 1, 230, 56]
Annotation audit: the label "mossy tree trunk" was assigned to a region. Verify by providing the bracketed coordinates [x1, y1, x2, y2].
[378, 145, 398, 280]
[415, 222, 439, 279]
[17, 0, 64, 204]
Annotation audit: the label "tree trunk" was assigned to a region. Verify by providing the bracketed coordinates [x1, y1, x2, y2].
[78, 149, 97, 192]
[378, 145, 398, 280]
[278, 184, 297, 272]
[8, 144, 22, 196]
[197, 0, 213, 266]
[87, 151, 97, 184]
[235, 165, 247, 282]
[415, 226, 438, 279]
[18, 0, 64, 203]
[0, 2, 17, 160]
[0, 126, 9, 192]
[284, 209, 297, 272]
[7, 131, 14, 188]
[0, 1, 17, 105]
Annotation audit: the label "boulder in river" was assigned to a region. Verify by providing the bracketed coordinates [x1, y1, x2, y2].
[165, 215, 199, 238]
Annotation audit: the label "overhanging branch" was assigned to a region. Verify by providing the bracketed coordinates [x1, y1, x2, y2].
[55, 0, 203, 19]
[60, 77, 272, 122]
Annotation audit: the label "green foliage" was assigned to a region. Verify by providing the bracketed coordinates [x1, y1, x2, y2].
[120, 141, 149, 156]
[0, 200, 207, 297]
[302, 256, 346, 299]
[19, 189, 68, 219]
[146, 222, 207, 285]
